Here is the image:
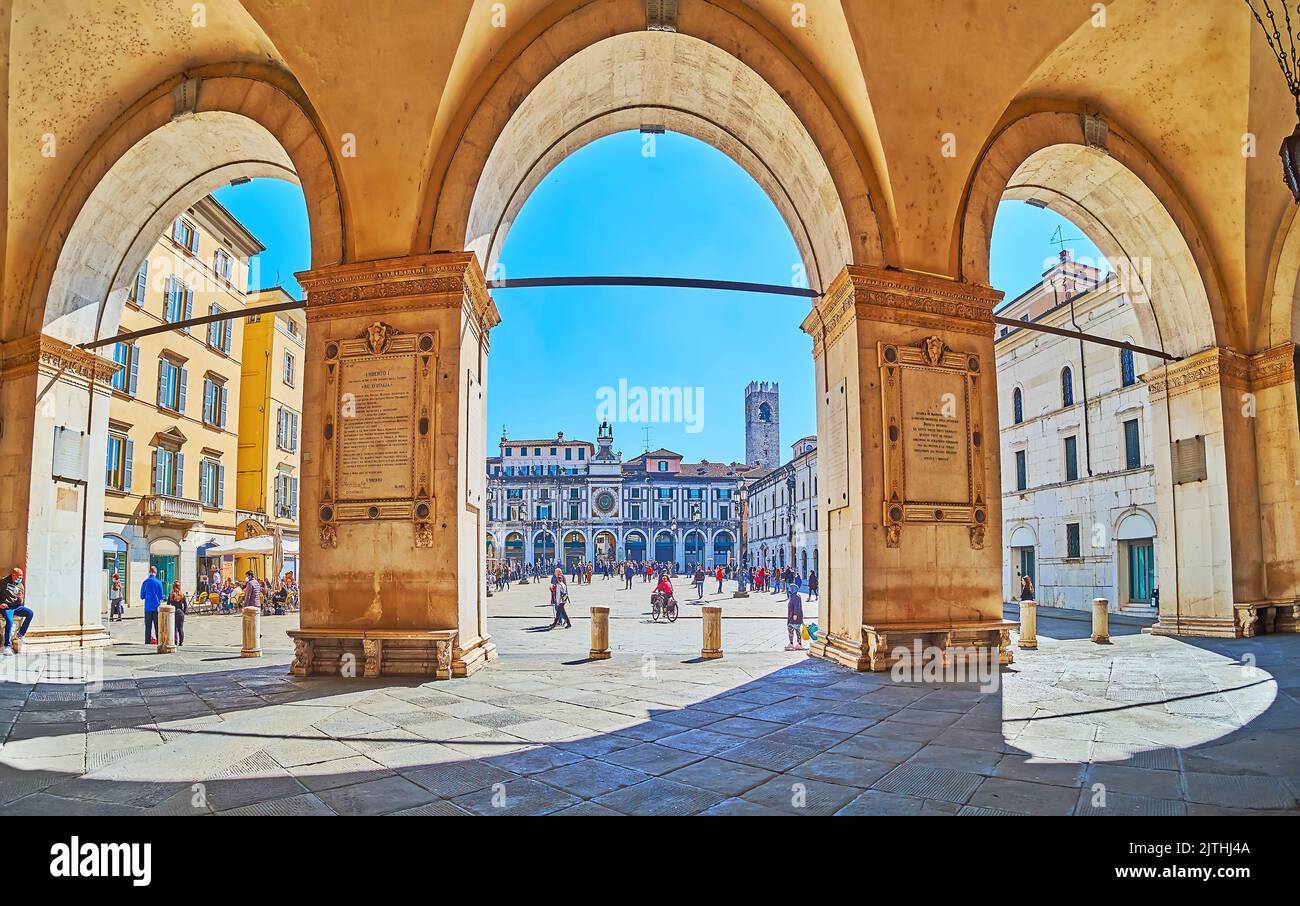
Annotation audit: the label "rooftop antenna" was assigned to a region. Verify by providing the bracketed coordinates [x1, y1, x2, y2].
[1049, 224, 1084, 259]
[642, 426, 652, 453]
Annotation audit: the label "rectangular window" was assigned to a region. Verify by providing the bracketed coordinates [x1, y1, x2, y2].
[206, 304, 232, 353]
[537, 505, 551, 520]
[504, 447, 512, 456]
[630, 504, 641, 519]
[111, 342, 139, 395]
[198, 458, 225, 508]
[151, 446, 184, 497]
[1064, 435, 1079, 482]
[578, 448, 585, 460]
[130, 262, 148, 304]
[657, 488, 671, 499]
[202, 378, 228, 429]
[659, 504, 670, 520]
[629, 488, 641, 499]
[105, 433, 133, 492]
[1066, 522, 1081, 559]
[1015, 450, 1027, 491]
[156, 358, 187, 413]
[719, 505, 729, 521]
[273, 473, 299, 519]
[163, 277, 194, 332]
[1123, 418, 1141, 470]
[276, 407, 299, 452]
[687, 488, 703, 500]
[568, 504, 579, 520]
[284, 351, 296, 386]
[172, 217, 200, 255]
[213, 248, 233, 282]
[564, 447, 572, 460]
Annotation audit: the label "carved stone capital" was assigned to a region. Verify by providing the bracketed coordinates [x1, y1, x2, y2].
[1248, 342, 1296, 391]
[1142, 346, 1252, 402]
[802, 265, 1001, 358]
[0, 333, 119, 388]
[298, 252, 501, 339]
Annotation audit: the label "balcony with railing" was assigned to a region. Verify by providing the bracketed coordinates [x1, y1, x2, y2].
[142, 494, 204, 527]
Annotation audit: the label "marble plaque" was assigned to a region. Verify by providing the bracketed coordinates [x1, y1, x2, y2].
[900, 367, 970, 505]
[822, 377, 850, 511]
[337, 354, 417, 500]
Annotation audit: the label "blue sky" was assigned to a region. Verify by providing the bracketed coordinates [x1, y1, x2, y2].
[214, 133, 1107, 463]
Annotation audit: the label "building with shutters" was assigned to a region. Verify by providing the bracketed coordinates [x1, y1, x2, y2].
[997, 250, 1158, 617]
[100, 196, 264, 603]
[744, 436, 819, 577]
[235, 285, 306, 578]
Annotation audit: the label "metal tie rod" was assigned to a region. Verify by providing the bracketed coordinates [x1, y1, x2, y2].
[74, 276, 1174, 363]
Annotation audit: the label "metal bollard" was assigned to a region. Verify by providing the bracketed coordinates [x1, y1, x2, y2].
[157, 603, 176, 654]
[589, 605, 611, 660]
[241, 606, 262, 657]
[701, 605, 723, 659]
[1091, 597, 1110, 644]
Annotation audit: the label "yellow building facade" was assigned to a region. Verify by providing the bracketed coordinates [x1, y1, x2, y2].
[101, 197, 263, 606]
[236, 286, 305, 580]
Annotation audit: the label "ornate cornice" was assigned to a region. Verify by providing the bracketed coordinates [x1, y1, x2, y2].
[1249, 342, 1296, 391]
[298, 253, 501, 336]
[1142, 346, 1252, 402]
[0, 333, 117, 387]
[802, 265, 1001, 358]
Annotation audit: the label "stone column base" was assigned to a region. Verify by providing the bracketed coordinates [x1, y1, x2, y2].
[451, 634, 498, 677]
[17, 624, 113, 653]
[810, 621, 1016, 672]
[288, 629, 474, 679]
[1153, 602, 1299, 638]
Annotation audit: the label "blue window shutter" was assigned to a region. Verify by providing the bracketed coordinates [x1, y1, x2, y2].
[290, 478, 298, 519]
[199, 460, 209, 504]
[274, 476, 282, 514]
[291, 412, 298, 451]
[157, 360, 168, 406]
[172, 219, 184, 244]
[178, 367, 188, 413]
[182, 287, 193, 333]
[190, 227, 200, 254]
[128, 346, 139, 395]
[174, 452, 184, 498]
[134, 262, 148, 302]
[105, 438, 115, 487]
[219, 386, 227, 429]
[208, 304, 219, 345]
[124, 439, 134, 493]
[217, 464, 225, 508]
[152, 448, 164, 494]
[223, 320, 232, 354]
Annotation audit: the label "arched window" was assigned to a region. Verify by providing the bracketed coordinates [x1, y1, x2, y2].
[1012, 387, 1024, 424]
[1061, 366, 1074, 407]
[1120, 346, 1136, 387]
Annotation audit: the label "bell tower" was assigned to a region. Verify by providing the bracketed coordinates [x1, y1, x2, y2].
[744, 381, 779, 468]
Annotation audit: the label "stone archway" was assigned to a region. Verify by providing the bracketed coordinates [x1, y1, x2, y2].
[0, 69, 345, 651]
[959, 109, 1292, 637]
[421, 0, 893, 283]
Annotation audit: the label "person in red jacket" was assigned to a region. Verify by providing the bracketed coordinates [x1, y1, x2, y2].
[715, 564, 725, 594]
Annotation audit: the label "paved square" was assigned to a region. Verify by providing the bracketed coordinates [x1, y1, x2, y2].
[1, 583, 1298, 815]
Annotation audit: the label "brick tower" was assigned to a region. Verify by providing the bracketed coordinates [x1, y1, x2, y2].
[744, 381, 780, 468]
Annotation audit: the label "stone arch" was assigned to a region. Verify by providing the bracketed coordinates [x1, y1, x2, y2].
[1116, 508, 1157, 540]
[419, 0, 892, 289]
[1263, 203, 1300, 350]
[959, 110, 1227, 358]
[22, 67, 347, 346]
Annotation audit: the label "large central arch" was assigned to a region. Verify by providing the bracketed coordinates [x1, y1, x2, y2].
[421, 0, 892, 287]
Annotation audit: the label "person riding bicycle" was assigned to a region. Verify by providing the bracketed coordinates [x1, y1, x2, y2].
[653, 571, 675, 605]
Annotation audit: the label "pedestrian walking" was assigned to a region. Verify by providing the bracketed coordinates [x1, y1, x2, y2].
[715, 564, 725, 594]
[785, 583, 805, 651]
[549, 568, 572, 629]
[109, 571, 125, 621]
[140, 565, 165, 644]
[168, 580, 187, 647]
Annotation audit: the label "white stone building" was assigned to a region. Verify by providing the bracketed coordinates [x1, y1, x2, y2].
[997, 250, 1158, 615]
[485, 422, 758, 571]
[744, 436, 819, 577]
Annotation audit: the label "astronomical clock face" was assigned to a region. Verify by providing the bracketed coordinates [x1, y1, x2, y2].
[593, 489, 618, 517]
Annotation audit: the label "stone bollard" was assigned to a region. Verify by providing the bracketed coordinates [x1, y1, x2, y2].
[1019, 599, 1037, 650]
[701, 605, 723, 660]
[157, 604, 176, 654]
[1091, 597, 1110, 644]
[241, 606, 262, 658]
[589, 605, 611, 660]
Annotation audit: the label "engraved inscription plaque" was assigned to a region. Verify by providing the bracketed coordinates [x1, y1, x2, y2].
[879, 337, 986, 548]
[318, 322, 438, 537]
[900, 368, 970, 505]
[338, 356, 417, 500]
